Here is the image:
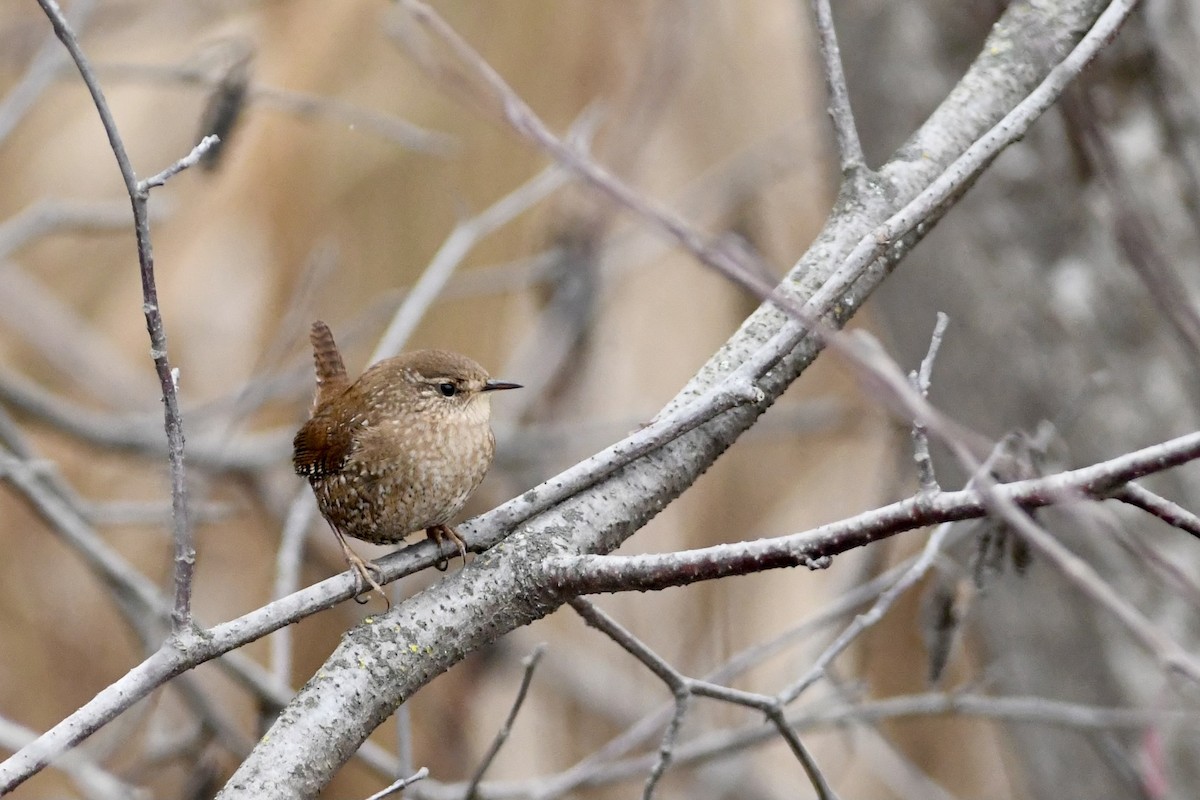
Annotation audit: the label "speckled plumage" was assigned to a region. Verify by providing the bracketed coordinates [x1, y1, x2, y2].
[293, 322, 519, 582]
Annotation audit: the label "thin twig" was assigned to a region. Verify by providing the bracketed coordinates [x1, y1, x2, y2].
[910, 312, 949, 494]
[972, 484, 1200, 686]
[371, 164, 569, 362]
[568, 600, 694, 796]
[807, 0, 865, 172]
[545, 429, 1200, 598]
[780, 437, 1008, 705]
[464, 645, 546, 800]
[36, 0, 197, 632]
[566, 601, 691, 800]
[138, 135, 220, 191]
[524, 560, 913, 799]
[763, 707, 840, 800]
[365, 767, 430, 800]
[569, 600, 838, 800]
[1114, 482, 1200, 540]
[642, 693, 688, 800]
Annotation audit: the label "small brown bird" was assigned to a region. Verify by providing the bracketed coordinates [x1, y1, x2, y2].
[293, 321, 520, 600]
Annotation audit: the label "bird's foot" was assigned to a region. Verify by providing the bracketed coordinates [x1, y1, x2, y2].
[335, 531, 390, 608]
[427, 524, 468, 572]
[348, 555, 389, 608]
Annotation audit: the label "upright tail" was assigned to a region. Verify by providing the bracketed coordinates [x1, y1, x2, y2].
[309, 320, 349, 412]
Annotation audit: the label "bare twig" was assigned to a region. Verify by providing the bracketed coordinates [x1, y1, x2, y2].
[1114, 482, 1200, 540]
[35, 0, 197, 632]
[973, 486, 1200, 686]
[433, 690, 1199, 800]
[365, 767, 430, 800]
[910, 312, 949, 495]
[139, 135, 219, 191]
[521, 559, 914, 800]
[781, 438, 1009, 705]
[372, 163, 569, 362]
[642, 693, 688, 800]
[464, 644, 546, 800]
[254, 85, 455, 154]
[570, 600, 839, 800]
[808, 0, 865, 172]
[567, 600, 690, 799]
[545, 429, 1200, 597]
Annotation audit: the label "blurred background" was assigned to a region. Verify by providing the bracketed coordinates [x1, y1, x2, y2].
[2, 1, 1199, 798]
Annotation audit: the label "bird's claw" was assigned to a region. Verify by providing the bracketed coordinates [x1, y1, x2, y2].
[342, 546, 390, 609]
[428, 524, 468, 572]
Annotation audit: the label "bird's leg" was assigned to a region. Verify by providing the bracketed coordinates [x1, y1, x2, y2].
[333, 528, 389, 608]
[426, 524, 467, 571]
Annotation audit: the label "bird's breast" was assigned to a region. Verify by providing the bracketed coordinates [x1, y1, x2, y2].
[311, 416, 496, 544]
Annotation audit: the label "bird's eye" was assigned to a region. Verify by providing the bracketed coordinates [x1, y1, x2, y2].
[438, 382, 458, 397]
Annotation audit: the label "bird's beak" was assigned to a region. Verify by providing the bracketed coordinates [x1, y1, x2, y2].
[482, 380, 522, 392]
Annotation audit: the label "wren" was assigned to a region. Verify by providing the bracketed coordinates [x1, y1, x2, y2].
[293, 321, 520, 600]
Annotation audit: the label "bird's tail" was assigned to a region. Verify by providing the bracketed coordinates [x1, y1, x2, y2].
[310, 320, 349, 411]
